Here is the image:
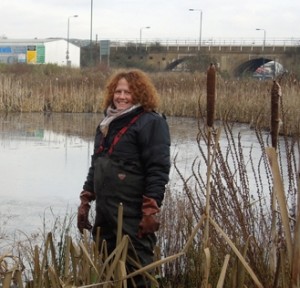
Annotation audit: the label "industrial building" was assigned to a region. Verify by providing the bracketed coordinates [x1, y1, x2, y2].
[0, 38, 81, 67]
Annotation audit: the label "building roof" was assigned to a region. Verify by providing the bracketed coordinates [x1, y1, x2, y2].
[0, 38, 64, 43]
[0, 38, 85, 47]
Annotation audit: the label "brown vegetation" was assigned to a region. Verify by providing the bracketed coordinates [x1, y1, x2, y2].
[0, 63, 299, 135]
[0, 63, 300, 287]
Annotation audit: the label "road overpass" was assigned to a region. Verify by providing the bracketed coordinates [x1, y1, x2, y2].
[107, 38, 300, 77]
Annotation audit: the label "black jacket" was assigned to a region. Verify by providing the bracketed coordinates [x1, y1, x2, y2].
[83, 106, 171, 206]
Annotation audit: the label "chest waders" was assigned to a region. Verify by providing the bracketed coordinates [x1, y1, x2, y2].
[92, 112, 156, 288]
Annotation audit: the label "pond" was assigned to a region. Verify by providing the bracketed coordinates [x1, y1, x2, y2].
[0, 112, 292, 239]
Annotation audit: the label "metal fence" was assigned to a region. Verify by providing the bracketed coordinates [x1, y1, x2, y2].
[107, 37, 300, 48]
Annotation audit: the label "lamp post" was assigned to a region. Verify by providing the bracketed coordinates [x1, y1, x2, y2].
[256, 28, 266, 79]
[66, 14, 78, 66]
[90, 0, 93, 66]
[256, 28, 266, 51]
[189, 8, 202, 49]
[140, 26, 150, 45]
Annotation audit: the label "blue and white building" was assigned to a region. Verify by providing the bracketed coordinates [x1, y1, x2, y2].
[0, 38, 81, 67]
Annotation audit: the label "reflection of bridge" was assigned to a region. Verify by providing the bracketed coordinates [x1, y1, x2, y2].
[108, 39, 300, 76]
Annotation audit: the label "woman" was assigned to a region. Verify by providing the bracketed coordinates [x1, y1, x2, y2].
[77, 69, 170, 287]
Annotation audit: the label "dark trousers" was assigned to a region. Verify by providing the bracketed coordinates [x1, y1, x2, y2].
[95, 223, 157, 288]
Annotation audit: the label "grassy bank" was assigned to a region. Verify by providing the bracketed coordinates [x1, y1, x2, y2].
[0, 63, 299, 135]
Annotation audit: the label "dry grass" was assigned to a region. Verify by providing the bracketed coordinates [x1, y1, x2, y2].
[0, 64, 299, 135]
[157, 78, 300, 287]
[0, 64, 300, 287]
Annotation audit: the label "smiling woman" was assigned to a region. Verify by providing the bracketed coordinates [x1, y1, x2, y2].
[102, 69, 160, 111]
[113, 78, 133, 110]
[77, 69, 171, 288]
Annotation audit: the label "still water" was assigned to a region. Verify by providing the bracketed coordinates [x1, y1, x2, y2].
[0, 112, 288, 238]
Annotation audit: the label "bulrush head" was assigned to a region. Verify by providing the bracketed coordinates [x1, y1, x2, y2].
[270, 80, 282, 150]
[206, 63, 216, 128]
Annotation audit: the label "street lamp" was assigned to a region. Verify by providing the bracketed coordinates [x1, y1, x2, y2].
[189, 9, 202, 49]
[90, 0, 93, 66]
[256, 28, 266, 79]
[256, 28, 266, 51]
[140, 26, 150, 45]
[66, 14, 78, 66]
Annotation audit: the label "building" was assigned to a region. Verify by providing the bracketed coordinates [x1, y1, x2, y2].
[0, 38, 81, 67]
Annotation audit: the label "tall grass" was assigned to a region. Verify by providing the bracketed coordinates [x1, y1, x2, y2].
[0, 64, 299, 135]
[0, 63, 300, 287]
[157, 77, 300, 287]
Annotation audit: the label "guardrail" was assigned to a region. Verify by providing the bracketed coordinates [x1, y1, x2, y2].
[107, 38, 300, 48]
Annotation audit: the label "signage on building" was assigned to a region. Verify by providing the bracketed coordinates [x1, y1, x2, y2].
[0, 44, 45, 64]
[100, 40, 110, 56]
[27, 46, 37, 63]
[36, 46, 45, 64]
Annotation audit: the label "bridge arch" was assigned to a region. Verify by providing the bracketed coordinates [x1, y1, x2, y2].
[165, 57, 188, 71]
[164, 55, 217, 72]
[233, 57, 273, 77]
[165, 55, 285, 79]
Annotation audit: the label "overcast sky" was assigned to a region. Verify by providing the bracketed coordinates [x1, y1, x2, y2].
[1, 0, 299, 43]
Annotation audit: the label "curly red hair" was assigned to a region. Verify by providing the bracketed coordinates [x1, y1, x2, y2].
[102, 69, 160, 111]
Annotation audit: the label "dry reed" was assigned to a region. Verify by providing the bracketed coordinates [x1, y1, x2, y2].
[271, 80, 282, 149]
[1, 64, 300, 287]
[0, 64, 299, 135]
[206, 64, 216, 128]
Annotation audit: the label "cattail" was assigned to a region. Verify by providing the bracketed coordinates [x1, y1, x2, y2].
[207, 64, 216, 127]
[270, 80, 282, 149]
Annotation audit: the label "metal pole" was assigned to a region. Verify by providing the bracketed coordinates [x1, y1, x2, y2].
[263, 30, 266, 79]
[256, 28, 266, 51]
[189, 9, 202, 50]
[66, 17, 70, 63]
[90, 0, 93, 66]
[199, 10, 203, 49]
[139, 26, 150, 46]
[139, 28, 142, 45]
[256, 28, 266, 79]
[66, 15, 78, 66]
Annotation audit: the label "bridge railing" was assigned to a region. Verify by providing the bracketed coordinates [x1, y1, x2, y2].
[108, 38, 300, 49]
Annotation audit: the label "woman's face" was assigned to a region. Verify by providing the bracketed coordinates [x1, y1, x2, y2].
[113, 78, 133, 110]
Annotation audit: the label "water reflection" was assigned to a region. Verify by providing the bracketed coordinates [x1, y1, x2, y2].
[0, 112, 291, 236]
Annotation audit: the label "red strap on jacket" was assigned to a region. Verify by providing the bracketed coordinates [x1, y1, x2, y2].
[97, 111, 144, 155]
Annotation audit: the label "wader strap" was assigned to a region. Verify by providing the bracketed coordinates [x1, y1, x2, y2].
[97, 111, 145, 155]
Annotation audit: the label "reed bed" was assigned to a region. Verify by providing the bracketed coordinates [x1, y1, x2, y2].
[1, 63, 300, 287]
[156, 78, 300, 287]
[0, 64, 299, 135]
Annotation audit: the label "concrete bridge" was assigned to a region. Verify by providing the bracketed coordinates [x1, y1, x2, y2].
[108, 39, 300, 77]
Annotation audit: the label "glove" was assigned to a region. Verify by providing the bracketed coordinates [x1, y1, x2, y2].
[77, 190, 95, 234]
[137, 196, 160, 238]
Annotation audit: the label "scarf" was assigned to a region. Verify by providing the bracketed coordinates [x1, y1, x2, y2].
[100, 104, 141, 136]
